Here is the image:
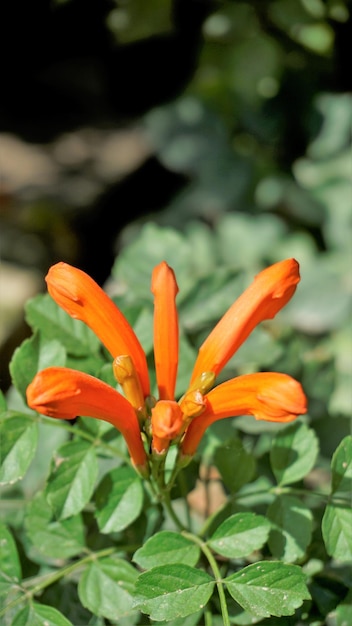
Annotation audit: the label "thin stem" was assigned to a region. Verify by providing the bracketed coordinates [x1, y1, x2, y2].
[182, 531, 230, 626]
[0, 547, 116, 618]
[162, 491, 187, 531]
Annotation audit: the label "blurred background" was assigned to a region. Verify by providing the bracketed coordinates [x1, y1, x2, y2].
[1, 0, 351, 393]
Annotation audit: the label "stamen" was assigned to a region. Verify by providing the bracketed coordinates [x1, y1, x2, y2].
[113, 355, 146, 420]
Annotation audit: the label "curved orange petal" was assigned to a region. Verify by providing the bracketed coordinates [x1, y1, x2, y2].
[26, 367, 148, 470]
[46, 263, 150, 397]
[190, 259, 300, 384]
[181, 372, 307, 457]
[151, 261, 179, 400]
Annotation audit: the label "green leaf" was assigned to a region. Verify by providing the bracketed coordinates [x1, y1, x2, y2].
[25, 293, 100, 356]
[12, 603, 74, 626]
[225, 561, 311, 618]
[322, 502, 352, 562]
[0, 523, 21, 580]
[331, 435, 352, 498]
[133, 531, 200, 569]
[25, 492, 85, 559]
[214, 438, 256, 493]
[0, 391, 7, 412]
[267, 495, 313, 562]
[9, 333, 66, 400]
[94, 465, 143, 533]
[78, 555, 138, 621]
[270, 421, 319, 485]
[45, 440, 98, 519]
[133, 564, 214, 621]
[0, 412, 38, 485]
[208, 512, 270, 559]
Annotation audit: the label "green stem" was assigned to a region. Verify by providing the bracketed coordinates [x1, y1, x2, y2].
[0, 547, 116, 618]
[162, 491, 187, 531]
[182, 531, 230, 626]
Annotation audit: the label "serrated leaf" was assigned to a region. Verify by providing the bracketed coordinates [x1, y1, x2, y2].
[133, 531, 200, 569]
[45, 440, 98, 519]
[225, 561, 310, 618]
[208, 512, 270, 558]
[25, 492, 85, 559]
[267, 495, 313, 562]
[322, 502, 352, 561]
[94, 465, 143, 533]
[10, 333, 66, 400]
[0, 523, 21, 580]
[133, 564, 214, 621]
[78, 555, 138, 621]
[12, 603, 74, 626]
[25, 293, 100, 356]
[270, 421, 319, 485]
[0, 412, 38, 485]
[214, 438, 256, 493]
[331, 435, 352, 498]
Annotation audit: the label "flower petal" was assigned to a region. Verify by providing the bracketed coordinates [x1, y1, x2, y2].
[190, 259, 300, 384]
[181, 372, 307, 457]
[151, 400, 184, 454]
[151, 261, 179, 400]
[46, 263, 150, 397]
[26, 367, 148, 470]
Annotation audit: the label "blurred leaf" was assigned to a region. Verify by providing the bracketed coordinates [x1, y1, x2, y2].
[106, 0, 172, 44]
[270, 421, 319, 486]
[330, 436, 352, 498]
[309, 93, 352, 158]
[12, 604, 74, 626]
[214, 438, 256, 493]
[336, 594, 352, 626]
[0, 523, 21, 580]
[133, 531, 200, 569]
[94, 465, 143, 533]
[283, 255, 352, 333]
[208, 512, 270, 558]
[0, 412, 38, 485]
[133, 564, 214, 621]
[225, 561, 311, 617]
[25, 294, 100, 356]
[45, 440, 98, 519]
[322, 502, 352, 561]
[25, 492, 85, 559]
[78, 555, 138, 621]
[10, 333, 66, 401]
[112, 224, 194, 300]
[267, 495, 313, 562]
[180, 269, 242, 331]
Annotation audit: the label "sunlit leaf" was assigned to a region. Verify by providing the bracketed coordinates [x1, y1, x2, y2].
[12, 603, 74, 626]
[0, 412, 38, 485]
[0, 523, 21, 580]
[133, 531, 200, 569]
[94, 465, 143, 533]
[78, 555, 138, 621]
[25, 492, 85, 559]
[45, 440, 98, 519]
[225, 561, 311, 617]
[208, 513, 270, 558]
[9, 333, 66, 400]
[25, 294, 100, 356]
[133, 564, 214, 621]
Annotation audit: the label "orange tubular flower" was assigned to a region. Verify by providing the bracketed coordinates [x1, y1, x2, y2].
[181, 373, 307, 458]
[45, 263, 150, 398]
[26, 367, 148, 473]
[26, 257, 307, 475]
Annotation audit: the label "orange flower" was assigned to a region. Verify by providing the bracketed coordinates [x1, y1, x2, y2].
[27, 367, 148, 473]
[26, 258, 307, 471]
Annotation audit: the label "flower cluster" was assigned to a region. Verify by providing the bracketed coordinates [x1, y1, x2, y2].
[27, 259, 307, 477]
